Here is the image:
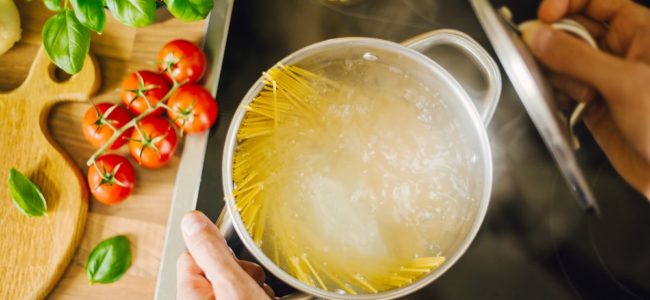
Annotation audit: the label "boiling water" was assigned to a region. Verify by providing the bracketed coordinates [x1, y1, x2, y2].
[244, 59, 479, 293]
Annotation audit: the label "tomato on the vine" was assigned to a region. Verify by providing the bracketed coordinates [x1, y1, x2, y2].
[129, 117, 178, 168]
[120, 70, 170, 116]
[158, 39, 206, 84]
[87, 154, 136, 205]
[82, 102, 133, 150]
[167, 83, 218, 133]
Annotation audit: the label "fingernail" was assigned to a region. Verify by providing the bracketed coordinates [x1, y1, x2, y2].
[182, 212, 208, 236]
[521, 21, 553, 52]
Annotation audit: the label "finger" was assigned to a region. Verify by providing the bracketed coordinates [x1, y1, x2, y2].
[176, 251, 214, 300]
[539, 0, 570, 23]
[181, 211, 268, 299]
[522, 22, 629, 95]
[549, 73, 597, 103]
[262, 283, 276, 299]
[625, 27, 650, 64]
[237, 260, 266, 286]
[540, 0, 633, 23]
[583, 104, 650, 198]
[604, 4, 650, 56]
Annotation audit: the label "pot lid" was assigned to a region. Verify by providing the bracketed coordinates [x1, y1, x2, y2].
[469, 0, 599, 213]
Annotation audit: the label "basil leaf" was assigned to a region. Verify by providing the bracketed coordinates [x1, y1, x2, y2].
[71, 0, 106, 33]
[105, 0, 156, 28]
[86, 235, 132, 284]
[42, 10, 91, 74]
[164, 0, 213, 22]
[8, 168, 47, 217]
[43, 0, 63, 12]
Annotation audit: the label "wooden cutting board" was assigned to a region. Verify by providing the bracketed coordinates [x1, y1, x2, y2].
[0, 46, 100, 299]
[0, 1, 206, 299]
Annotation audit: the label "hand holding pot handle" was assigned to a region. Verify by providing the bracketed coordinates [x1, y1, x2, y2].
[216, 203, 316, 299]
[402, 29, 502, 125]
[177, 211, 275, 300]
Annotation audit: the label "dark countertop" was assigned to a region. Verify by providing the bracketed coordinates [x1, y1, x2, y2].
[196, 0, 650, 298]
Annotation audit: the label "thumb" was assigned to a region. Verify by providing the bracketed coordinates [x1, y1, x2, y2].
[522, 22, 627, 97]
[181, 211, 268, 299]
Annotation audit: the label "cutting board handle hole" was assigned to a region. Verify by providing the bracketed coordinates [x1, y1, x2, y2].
[51, 64, 73, 83]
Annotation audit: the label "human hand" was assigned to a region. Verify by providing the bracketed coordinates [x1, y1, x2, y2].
[521, 0, 650, 200]
[177, 211, 274, 300]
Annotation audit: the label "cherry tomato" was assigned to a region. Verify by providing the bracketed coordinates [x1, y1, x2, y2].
[167, 83, 218, 133]
[158, 39, 206, 84]
[129, 117, 178, 168]
[87, 154, 136, 205]
[120, 70, 170, 116]
[82, 102, 133, 150]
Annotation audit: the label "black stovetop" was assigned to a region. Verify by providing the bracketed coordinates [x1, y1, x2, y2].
[196, 0, 650, 299]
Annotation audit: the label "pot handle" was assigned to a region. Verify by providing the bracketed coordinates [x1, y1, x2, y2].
[519, 19, 597, 149]
[216, 202, 316, 300]
[402, 29, 502, 125]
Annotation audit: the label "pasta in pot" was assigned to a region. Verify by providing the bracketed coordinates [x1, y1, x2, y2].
[232, 62, 476, 294]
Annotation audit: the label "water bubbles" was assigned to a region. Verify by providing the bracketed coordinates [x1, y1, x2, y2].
[417, 211, 433, 222]
[254, 58, 477, 292]
[362, 52, 378, 61]
[363, 152, 370, 163]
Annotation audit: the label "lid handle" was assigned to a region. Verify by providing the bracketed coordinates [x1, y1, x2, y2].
[402, 29, 502, 125]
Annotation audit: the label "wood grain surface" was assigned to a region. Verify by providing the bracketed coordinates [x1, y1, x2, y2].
[0, 45, 100, 300]
[0, 1, 206, 299]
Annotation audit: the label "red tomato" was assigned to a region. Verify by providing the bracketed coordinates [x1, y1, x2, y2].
[167, 83, 218, 133]
[129, 117, 178, 168]
[82, 103, 133, 150]
[158, 39, 206, 84]
[120, 70, 170, 116]
[87, 154, 136, 205]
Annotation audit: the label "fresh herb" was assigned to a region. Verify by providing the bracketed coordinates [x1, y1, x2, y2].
[39, 0, 214, 74]
[105, 0, 156, 28]
[86, 235, 132, 284]
[165, 0, 214, 22]
[70, 0, 106, 33]
[43, 0, 63, 11]
[7, 168, 48, 217]
[42, 10, 91, 75]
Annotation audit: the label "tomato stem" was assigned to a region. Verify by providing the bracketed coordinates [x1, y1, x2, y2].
[85, 81, 186, 166]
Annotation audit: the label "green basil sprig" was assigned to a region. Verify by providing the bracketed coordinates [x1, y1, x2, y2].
[86, 235, 132, 284]
[165, 0, 214, 22]
[39, 0, 213, 75]
[42, 10, 91, 74]
[43, 0, 63, 12]
[105, 0, 156, 28]
[7, 168, 48, 217]
[71, 0, 106, 33]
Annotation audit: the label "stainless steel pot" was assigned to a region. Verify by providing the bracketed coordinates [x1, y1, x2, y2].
[220, 29, 501, 299]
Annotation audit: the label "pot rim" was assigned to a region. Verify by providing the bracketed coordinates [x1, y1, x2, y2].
[221, 36, 493, 300]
